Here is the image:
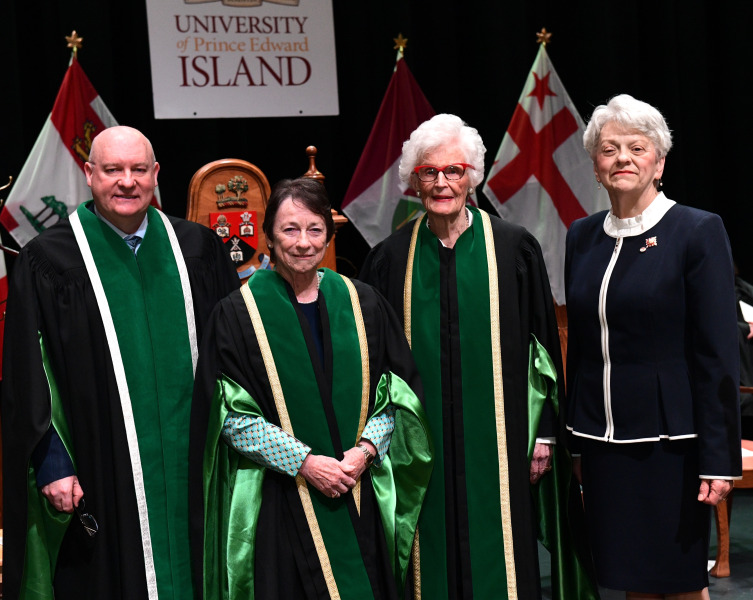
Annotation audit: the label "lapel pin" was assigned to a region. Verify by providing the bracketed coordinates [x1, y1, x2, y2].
[640, 236, 658, 253]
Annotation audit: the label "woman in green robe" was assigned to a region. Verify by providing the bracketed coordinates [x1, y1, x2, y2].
[361, 114, 597, 600]
[192, 178, 433, 600]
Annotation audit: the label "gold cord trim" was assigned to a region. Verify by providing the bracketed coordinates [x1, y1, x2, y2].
[241, 283, 341, 600]
[412, 527, 422, 599]
[480, 211, 517, 597]
[403, 213, 425, 348]
[404, 216, 424, 596]
[342, 275, 370, 515]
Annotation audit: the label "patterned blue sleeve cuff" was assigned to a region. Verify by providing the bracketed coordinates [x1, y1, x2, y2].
[222, 411, 311, 476]
[361, 406, 396, 466]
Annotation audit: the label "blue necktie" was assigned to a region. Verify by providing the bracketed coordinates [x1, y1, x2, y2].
[124, 234, 142, 254]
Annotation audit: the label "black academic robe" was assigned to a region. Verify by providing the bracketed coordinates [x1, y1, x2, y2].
[1, 216, 239, 600]
[361, 215, 562, 599]
[190, 276, 424, 600]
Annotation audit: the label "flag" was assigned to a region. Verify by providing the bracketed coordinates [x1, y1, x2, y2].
[482, 44, 609, 304]
[341, 54, 435, 247]
[0, 57, 160, 247]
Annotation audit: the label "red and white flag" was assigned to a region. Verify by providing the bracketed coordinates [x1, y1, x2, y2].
[0, 58, 160, 247]
[482, 44, 608, 304]
[341, 54, 435, 247]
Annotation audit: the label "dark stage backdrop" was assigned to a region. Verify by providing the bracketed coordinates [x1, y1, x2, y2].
[2, 1, 751, 279]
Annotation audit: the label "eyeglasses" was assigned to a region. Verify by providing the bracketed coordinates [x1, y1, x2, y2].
[413, 163, 475, 182]
[75, 497, 99, 537]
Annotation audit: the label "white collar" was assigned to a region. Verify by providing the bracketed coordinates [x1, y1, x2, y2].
[93, 205, 149, 240]
[603, 192, 675, 238]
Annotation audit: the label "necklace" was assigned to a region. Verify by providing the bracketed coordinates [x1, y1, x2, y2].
[427, 207, 470, 233]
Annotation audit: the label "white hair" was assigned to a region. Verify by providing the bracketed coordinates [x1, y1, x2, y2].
[583, 94, 672, 159]
[399, 114, 486, 188]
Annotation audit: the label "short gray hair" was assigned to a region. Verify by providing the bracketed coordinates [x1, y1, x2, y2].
[399, 114, 486, 188]
[583, 94, 672, 159]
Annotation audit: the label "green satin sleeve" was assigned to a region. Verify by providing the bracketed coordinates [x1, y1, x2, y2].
[19, 334, 76, 600]
[527, 335, 600, 600]
[527, 334, 559, 460]
[203, 374, 267, 600]
[370, 371, 434, 594]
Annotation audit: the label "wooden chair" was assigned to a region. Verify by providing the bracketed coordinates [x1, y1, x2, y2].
[709, 388, 753, 578]
[186, 146, 346, 278]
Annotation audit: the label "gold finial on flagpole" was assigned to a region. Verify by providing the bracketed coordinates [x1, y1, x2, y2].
[66, 30, 84, 59]
[536, 28, 552, 46]
[393, 33, 408, 58]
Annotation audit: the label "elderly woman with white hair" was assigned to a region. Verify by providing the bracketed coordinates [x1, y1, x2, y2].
[362, 114, 595, 599]
[565, 94, 742, 599]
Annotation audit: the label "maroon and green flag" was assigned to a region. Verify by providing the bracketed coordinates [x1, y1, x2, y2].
[341, 54, 434, 247]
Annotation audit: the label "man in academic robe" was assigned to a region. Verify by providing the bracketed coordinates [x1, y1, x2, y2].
[1, 126, 239, 600]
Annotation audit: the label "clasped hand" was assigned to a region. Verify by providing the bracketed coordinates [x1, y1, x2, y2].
[298, 443, 374, 499]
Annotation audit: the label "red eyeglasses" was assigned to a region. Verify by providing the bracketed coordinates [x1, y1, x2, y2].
[413, 163, 475, 182]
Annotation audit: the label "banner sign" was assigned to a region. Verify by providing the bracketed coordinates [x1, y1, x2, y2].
[145, 0, 339, 119]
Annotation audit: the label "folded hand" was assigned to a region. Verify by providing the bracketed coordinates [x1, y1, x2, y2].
[299, 454, 356, 498]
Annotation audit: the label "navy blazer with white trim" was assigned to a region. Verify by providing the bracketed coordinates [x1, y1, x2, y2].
[565, 200, 742, 478]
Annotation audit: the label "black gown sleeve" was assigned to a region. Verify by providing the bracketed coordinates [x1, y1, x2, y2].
[516, 231, 563, 440]
[1, 241, 65, 596]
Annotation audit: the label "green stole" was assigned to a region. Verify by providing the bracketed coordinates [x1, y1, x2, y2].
[72, 203, 195, 599]
[245, 269, 374, 598]
[202, 269, 433, 600]
[407, 207, 517, 598]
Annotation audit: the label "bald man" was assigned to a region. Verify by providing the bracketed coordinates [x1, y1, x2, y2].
[1, 126, 239, 599]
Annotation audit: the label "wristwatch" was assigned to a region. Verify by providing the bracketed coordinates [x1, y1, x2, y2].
[357, 443, 375, 467]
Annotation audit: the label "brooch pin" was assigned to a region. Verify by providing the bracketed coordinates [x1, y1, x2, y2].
[639, 236, 658, 253]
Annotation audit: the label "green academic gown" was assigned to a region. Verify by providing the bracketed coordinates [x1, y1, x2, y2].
[1, 203, 239, 600]
[193, 269, 433, 600]
[361, 207, 598, 600]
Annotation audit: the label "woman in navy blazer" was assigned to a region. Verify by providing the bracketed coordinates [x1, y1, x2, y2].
[565, 94, 741, 599]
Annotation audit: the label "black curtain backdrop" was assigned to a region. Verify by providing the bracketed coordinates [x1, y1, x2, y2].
[1, 0, 751, 279]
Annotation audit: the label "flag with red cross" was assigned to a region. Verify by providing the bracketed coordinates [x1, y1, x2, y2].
[482, 44, 608, 304]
